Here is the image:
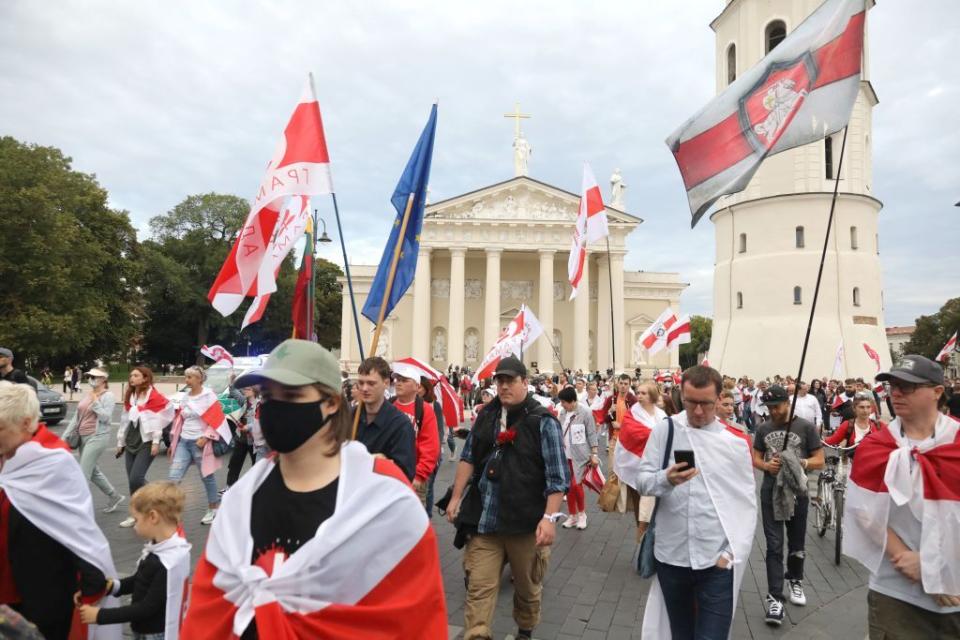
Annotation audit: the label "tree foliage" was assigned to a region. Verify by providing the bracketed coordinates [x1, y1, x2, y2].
[0, 137, 140, 369]
[902, 297, 960, 363]
[679, 315, 712, 369]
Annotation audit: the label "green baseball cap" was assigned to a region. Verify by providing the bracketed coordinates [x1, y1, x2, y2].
[234, 339, 341, 390]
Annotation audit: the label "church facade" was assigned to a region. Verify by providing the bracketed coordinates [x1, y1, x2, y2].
[337, 176, 687, 374]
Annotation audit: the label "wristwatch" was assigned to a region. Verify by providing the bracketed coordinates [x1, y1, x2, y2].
[542, 512, 565, 523]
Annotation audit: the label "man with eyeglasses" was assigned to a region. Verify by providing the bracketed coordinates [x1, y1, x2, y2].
[632, 366, 756, 640]
[845, 355, 960, 638]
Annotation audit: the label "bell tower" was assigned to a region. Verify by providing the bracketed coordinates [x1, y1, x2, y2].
[707, 0, 888, 379]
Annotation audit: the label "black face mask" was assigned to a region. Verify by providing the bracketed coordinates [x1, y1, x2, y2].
[259, 399, 333, 453]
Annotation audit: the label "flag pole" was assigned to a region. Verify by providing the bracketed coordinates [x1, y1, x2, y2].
[351, 192, 416, 439]
[605, 236, 617, 373]
[783, 126, 849, 450]
[331, 193, 365, 360]
[307, 206, 317, 342]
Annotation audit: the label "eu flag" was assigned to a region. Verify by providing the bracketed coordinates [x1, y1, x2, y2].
[362, 104, 438, 324]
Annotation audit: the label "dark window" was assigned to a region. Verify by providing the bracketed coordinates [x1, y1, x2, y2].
[737, 292, 743, 309]
[853, 287, 861, 307]
[850, 226, 859, 250]
[825, 136, 834, 179]
[727, 44, 737, 85]
[765, 20, 787, 54]
[739, 233, 747, 253]
[793, 286, 802, 305]
[795, 226, 805, 248]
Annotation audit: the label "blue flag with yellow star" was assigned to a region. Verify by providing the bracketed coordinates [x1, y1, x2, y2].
[362, 104, 438, 324]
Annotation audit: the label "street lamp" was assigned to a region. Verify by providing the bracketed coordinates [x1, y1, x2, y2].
[317, 217, 333, 244]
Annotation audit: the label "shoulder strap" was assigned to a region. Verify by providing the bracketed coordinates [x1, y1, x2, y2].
[661, 417, 675, 470]
[414, 396, 424, 430]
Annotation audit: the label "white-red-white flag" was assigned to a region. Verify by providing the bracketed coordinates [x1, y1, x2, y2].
[639, 308, 679, 356]
[200, 344, 235, 366]
[831, 340, 845, 379]
[473, 305, 544, 382]
[666, 314, 691, 350]
[863, 342, 881, 372]
[209, 76, 333, 318]
[438, 375, 465, 427]
[568, 163, 609, 300]
[936, 331, 958, 363]
[391, 356, 441, 383]
[666, 0, 866, 226]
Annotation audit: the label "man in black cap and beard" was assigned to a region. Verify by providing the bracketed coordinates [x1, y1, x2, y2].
[446, 356, 569, 640]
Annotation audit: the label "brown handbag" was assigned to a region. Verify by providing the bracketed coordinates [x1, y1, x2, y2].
[598, 472, 621, 512]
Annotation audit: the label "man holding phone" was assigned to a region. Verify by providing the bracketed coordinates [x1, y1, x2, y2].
[752, 384, 824, 626]
[632, 366, 756, 640]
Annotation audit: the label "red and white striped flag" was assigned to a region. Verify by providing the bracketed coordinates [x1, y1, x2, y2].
[200, 344, 235, 366]
[639, 308, 679, 356]
[666, 0, 866, 225]
[438, 375, 465, 427]
[666, 314, 691, 349]
[568, 163, 609, 299]
[209, 76, 333, 319]
[936, 331, 958, 363]
[473, 305, 544, 382]
[391, 356, 441, 383]
[181, 442, 448, 638]
[863, 342, 881, 372]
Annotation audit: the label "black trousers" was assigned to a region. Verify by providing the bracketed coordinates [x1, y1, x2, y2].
[226, 437, 256, 487]
[125, 446, 155, 495]
[760, 483, 808, 600]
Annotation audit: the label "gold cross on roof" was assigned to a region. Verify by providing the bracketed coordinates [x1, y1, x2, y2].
[503, 102, 531, 138]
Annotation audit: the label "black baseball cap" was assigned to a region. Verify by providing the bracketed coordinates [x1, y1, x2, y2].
[875, 355, 944, 386]
[494, 356, 527, 379]
[761, 384, 790, 405]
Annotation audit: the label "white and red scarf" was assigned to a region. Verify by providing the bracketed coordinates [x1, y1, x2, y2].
[121, 386, 175, 445]
[181, 441, 447, 638]
[641, 413, 757, 640]
[169, 388, 231, 477]
[613, 404, 667, 488]
[0, 426, 121, 640]
[843, 415, 960, 597]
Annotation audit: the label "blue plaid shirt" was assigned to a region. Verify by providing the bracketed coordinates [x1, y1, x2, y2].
[461, 412, 569, 534]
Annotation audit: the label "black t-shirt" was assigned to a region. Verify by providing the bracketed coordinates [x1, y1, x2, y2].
[242, 465, 338, 639]
[753, 416, 822, 490]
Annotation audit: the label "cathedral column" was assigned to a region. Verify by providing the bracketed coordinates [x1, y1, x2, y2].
[611, 252, 626, 373]
[448, 247, 467, 366]
[483, 248, 502, 350]
[573, 254, 590, 372]
[411, 247, 432, 361]
[537, 249, 555, 372]
[596, 255, 611, 370]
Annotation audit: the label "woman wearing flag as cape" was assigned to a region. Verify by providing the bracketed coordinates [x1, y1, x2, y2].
[181, 340, 447, 639]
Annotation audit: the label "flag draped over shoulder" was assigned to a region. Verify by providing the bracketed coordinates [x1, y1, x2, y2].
[208, 77, 333, 319]
[361, 105, 438, 324]
[666, 0, 866, 226]
[567, 163, 608, 299]
[181, 442, 447, 639]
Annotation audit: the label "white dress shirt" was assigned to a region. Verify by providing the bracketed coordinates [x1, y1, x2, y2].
[790, 393, 823, 427]
[636, 412, 730, 569]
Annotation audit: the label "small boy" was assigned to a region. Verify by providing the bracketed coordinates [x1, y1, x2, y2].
[78, 482, 192, 640]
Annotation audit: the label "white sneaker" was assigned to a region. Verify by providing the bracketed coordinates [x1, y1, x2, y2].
[118, 516, 136, 528]
[561, 515, 578, 529]
[200, 509, 217, 525]
[765, 594, 785, 626]
[103, 495, 125, 513]
[788, 580, 807, 606]
[576, 512, 588, 530]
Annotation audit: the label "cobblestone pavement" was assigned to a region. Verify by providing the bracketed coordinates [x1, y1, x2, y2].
[54, 408, 869, 639]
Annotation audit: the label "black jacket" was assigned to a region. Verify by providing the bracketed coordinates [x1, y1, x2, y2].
[97, 553, 167, 634]
[355, 401, 416, 480]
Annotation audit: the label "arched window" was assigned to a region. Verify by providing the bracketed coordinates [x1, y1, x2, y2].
[795, 226, 805, 248]
[853, 287, 861, 307]
[736, 292, 743, 309]
[726, 44, 737, 85]
[765, 20, 787, 54]
[850, 226, 859, 250]
[738, 233, 747, 253]
[793, 286, 802, 305]
[825, 136, 834, 179]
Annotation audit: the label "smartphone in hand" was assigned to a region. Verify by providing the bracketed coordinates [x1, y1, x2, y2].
[674, 449, 696, 469]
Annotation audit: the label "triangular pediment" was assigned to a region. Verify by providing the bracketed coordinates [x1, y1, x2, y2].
[627, 313, 657, 327]
[425, 176, 642, 226]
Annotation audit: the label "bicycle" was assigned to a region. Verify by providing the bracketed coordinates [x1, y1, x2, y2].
[811, 441, 859, 565]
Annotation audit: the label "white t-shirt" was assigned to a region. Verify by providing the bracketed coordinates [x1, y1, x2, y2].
[179, 396, 208, 440]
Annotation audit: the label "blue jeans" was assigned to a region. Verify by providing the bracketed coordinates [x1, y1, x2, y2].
[167, 438, 220, 505]
[655, 560, 734, 640]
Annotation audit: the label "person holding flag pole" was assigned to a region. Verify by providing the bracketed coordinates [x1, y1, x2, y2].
[352, 103, 438, 439]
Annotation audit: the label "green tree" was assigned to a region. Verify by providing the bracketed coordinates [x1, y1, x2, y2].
[679, 315, 712, 369]
[0, 137, 140, 369]
[902, 297, 960, 363]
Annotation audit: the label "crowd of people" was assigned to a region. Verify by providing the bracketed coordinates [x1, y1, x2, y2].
[0, 340, 957, 639]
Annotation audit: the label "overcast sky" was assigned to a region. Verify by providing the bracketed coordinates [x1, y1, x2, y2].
[2, 1, 957, 326]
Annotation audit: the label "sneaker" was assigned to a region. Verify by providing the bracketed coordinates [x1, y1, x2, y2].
[218, 486, 229, 496]
[788, 580, 807, 606]
[765, 594, 785, 626]
[118, 516, 136, 528]
[103, 494, 125, 514]
[561, 515, 578, 529]
[576, 512, 588, 530]
[200, 509, 217, 525]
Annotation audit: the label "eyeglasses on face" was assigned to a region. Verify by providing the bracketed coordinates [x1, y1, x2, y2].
[682, 398, 717, 410]
[888, 380, 935, 395]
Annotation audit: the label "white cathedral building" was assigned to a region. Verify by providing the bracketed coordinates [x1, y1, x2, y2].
[706, 0, 891, 379]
